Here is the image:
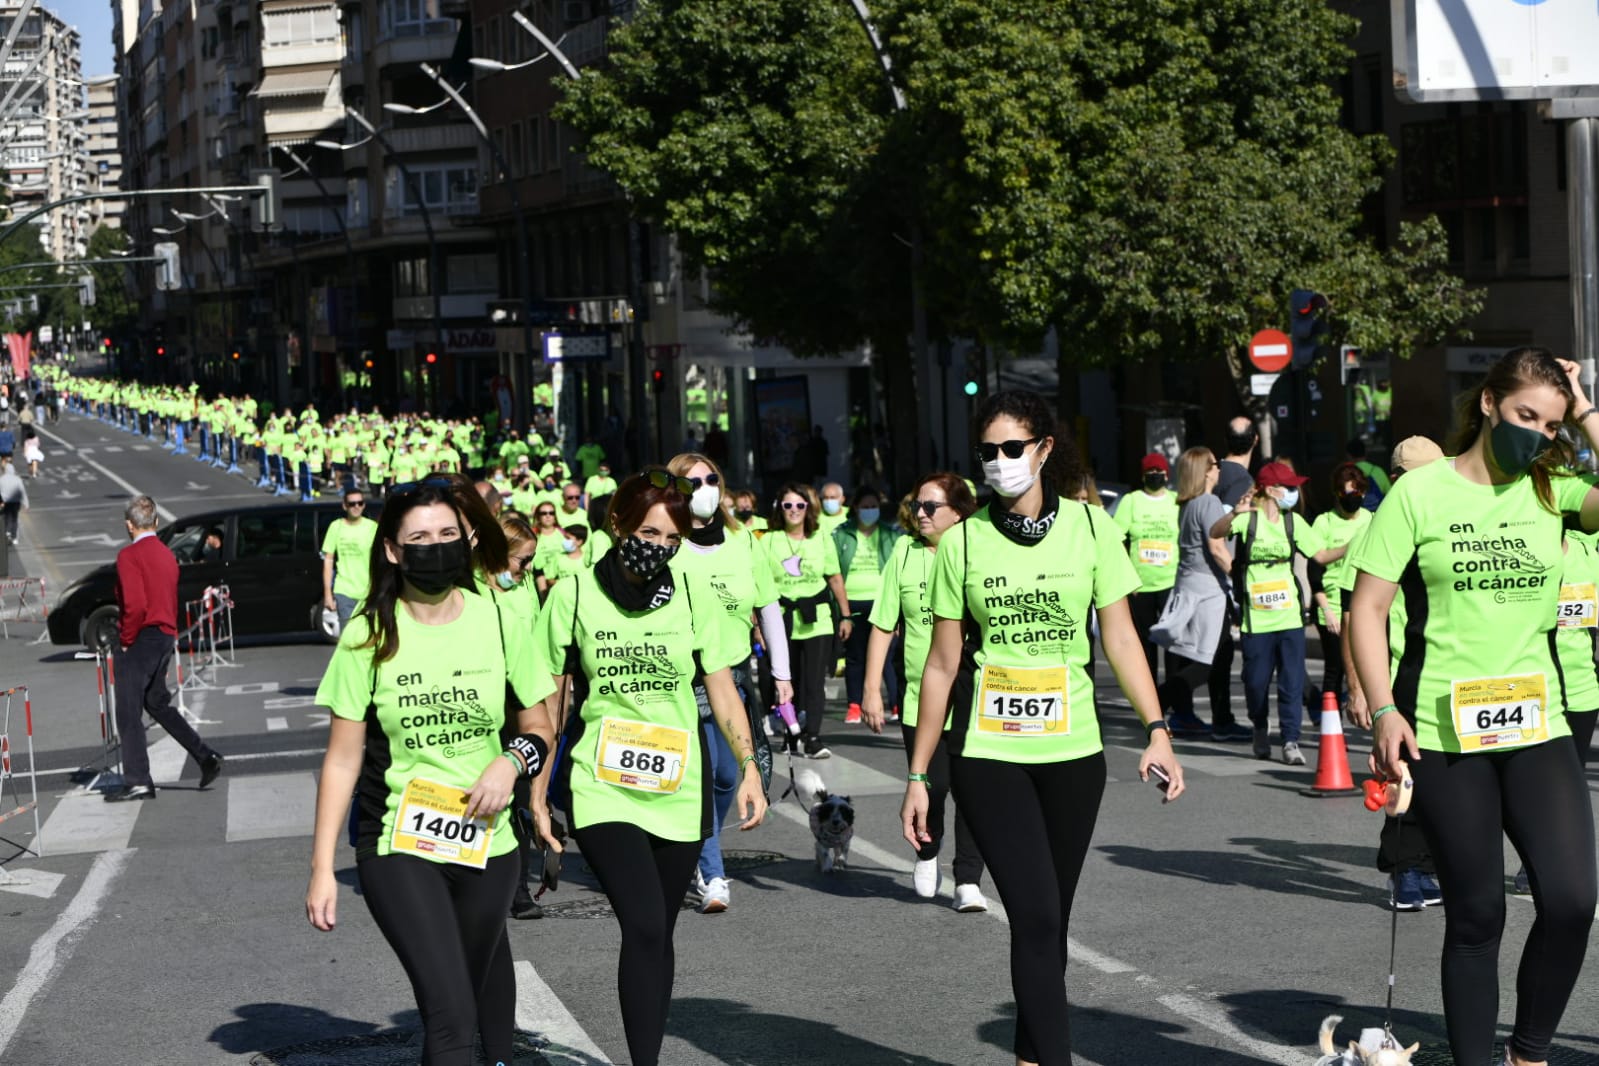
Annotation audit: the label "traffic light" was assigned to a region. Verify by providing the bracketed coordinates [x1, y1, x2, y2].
[154, 242, 182, 291]
[1339, 345, 1364, 386]
[79, 274, 94, 307]
[156, 345, 166, 356]
[1289, 289, 1329, 369]
[364, 358, 373, 369]
[231, 350, 240, 360]
[651, 368, 665, 394]
[251, 168, 282, 233]
[424, 352, 437, 364]
[100, 336, 110, 350]
[963, 380, 979, 397]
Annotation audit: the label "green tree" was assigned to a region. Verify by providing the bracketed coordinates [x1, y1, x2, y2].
[558, 0, 1481, 479]
[83, 225, 139, 338]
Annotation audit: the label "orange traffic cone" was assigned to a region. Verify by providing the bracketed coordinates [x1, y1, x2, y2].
[1301, 691, 1360, 797]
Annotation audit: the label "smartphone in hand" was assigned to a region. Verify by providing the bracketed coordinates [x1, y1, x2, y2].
[1148, 763, 1171, 796]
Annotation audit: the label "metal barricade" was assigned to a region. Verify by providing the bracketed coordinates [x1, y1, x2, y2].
[177, 582, 238, 692]
[0, 684, 40, 863]
[71, 650, 123, 792]
[0, 576, 47, 641]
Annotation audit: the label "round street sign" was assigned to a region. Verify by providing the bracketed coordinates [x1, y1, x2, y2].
[1248, 329, 1292, 373]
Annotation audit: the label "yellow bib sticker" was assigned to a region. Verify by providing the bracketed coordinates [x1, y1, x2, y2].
[1137, 540, 1174, 567]
[1449, 674, 1549, 752]
[595, 717, 692, 794]
[391, 777, 494, 868]
[976, 664, 1068, 735]
[1557, 582, 1597, 629]
[1249, 578, 1293, 612]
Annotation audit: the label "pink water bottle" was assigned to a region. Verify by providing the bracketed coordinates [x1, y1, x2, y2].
[774, 701, 800, 735]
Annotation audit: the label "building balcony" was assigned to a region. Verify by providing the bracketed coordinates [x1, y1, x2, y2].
[386, 122, 477, 157]
[372, 29, 455, 72]
[261, 41, 342, 68]
[392, 292, 492, 321]
[340, 50, 364, 90]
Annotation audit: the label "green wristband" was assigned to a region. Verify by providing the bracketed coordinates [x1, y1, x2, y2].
[907, 772, 931, 784]
[1372, 704, 1398, 724]
[738, 754, 757, 772]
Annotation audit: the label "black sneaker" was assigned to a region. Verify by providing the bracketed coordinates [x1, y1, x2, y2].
[803, 737, 832, 759]
[198, 752, 225, 789]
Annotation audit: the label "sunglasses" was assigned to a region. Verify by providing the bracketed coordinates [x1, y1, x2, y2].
[974, 437, 1042, 463]
[536, 509, 556, 518]
[510, 553, 536, 569]
[644, 468, 694, 495]
[563, 493, 581, 501]
[782, 501, 808, 511]
[688, 473, 720, 490]
[345, 500, 365, 509]
[912, 500, 947, 517]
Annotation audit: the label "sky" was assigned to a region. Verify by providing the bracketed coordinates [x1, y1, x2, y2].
[48, 0, 115, 79]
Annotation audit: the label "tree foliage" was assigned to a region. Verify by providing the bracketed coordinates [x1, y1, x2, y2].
[558, 0, 1481, 406]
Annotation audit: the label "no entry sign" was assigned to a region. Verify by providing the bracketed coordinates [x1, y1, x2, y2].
[1248, 329, 1291, 373]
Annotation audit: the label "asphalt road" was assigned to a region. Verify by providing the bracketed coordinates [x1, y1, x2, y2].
[0, 407, 1595, 1065]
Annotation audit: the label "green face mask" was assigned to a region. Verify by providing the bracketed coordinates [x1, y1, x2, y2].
[1489, 412, 1552, 477]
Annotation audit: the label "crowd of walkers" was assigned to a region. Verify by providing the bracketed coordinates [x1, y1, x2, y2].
[37, 353, 1599, 1066]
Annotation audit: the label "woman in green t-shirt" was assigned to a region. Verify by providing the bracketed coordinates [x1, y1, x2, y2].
[536, 525, 588, 599]
[765, 482, 849, 759]
[1350, 349, 1599, 1066]
[306, 480, 558, 1066]
[1307, 462, 1372, 714]
[835, 485, 901, 724]
[494, 510, 547, 921]
[901, 390, 1185, 1066]
[863, 472, 988, 912]
[528, 469, 766, 1066]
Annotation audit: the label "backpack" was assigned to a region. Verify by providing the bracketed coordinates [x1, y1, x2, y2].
[1230, 509, 1304, 633]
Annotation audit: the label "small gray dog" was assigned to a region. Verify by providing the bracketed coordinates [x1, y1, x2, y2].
[796, 767, 854, 874]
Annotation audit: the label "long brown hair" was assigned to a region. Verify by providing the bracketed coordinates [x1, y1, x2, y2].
[1175, 448, 1214, 503]
[1448, 346, 1576, 513]
[772, 482, 820, 537]
[605, 468, 692, 539]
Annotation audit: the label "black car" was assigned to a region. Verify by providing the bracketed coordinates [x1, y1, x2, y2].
[48, 500, 383, 650]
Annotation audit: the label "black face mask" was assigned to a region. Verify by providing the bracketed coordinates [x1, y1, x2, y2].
[1339, 491, 1365, 512]
[1142, 472, 1166, 492]
[618, 534, 677, 579]
[734, 509, 755, 523]
[1224, 429, 1256, 456]
[399, 539, 470, 595]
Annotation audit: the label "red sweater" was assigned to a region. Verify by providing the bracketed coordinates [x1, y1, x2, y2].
[115, 533, 179, 646]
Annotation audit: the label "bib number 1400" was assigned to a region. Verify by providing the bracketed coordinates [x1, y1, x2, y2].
[405, 811, 480, 844]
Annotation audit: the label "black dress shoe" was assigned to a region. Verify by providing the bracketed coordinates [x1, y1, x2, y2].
[510, 891, 544, 920]
[104, 784, 156, 802]
[198, 752, 225, 789]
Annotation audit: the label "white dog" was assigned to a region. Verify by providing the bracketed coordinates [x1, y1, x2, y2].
[795, 767, 854, 874]
[1315, 1015, 1418, 1066]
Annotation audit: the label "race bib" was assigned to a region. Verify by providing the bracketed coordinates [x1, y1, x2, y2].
[595, 717, 692, 793]
[1249, 579, 1293, 612]
[1137, 540, 1174, 567]
[1449, 674, 1549, 752]
[1557, 582, 1597, 629]
[390, 777, 494, 868]
[976, 664, 1067, 735]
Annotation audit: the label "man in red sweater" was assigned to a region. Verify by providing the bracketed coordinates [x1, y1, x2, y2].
[107, 494, 224, 802]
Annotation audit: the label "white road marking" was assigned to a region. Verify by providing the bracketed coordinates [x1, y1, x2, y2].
[0, 849, 132, 1060]
[513, 959, 613, 1064]
[0, 869, 66, 899]
[100, 446, 122, 453]
[266, 717, 288, 731]
[37, 788, 143, 854]
[225, 681, 279, 696]
[30, 425, 174, 521]
[225, 772, 316, 842]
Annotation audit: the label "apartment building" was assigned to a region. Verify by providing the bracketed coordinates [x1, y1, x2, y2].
[85, 73, 122, 231]
[0, 3, 88, 263]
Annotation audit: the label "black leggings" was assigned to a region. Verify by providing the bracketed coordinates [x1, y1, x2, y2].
[1408, 737, 1597, 1063]
[900, 723, 983, 885]
[950, 752, 1106, 1065]
[573, 821, 702, 1066]
[358, 851, 520, 1066]
[790, 634, 831, 742]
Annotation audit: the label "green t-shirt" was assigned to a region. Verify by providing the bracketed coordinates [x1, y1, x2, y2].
[818, 508, 850, 537]
[1229, 510, 1327, 634]
[584, 475, 618, 500]
[868, 536, 940, 727]
[1338, 527, 1408, 683]
[532, 568, 739, 840]
[556, 504, 592, 530]
[1350, 459, 1589, 752]
[585, 527, 614, 566]
[1555, 533, 1599, 713]
[541, 550, 586, 584]
[320, 516, 379, 601]
[574, 442, 606, 479]
[1111, 489, 1180, 592]
[842, 528, 884, 603]
[765, 530, 842, 642]
[314, 592, 549, 861]
[1311, 507, 1372, 619]
[671, 529, 778, 669]
[928, 500, 1140, 764]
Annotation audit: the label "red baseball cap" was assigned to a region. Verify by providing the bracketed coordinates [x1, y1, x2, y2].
[1256, 461, 1309, 488]
[1140, 452, 1170, 475]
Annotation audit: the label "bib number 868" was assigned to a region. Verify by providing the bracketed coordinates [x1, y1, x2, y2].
[617, 749, 669, 774]
[987, 695, 1059, 718]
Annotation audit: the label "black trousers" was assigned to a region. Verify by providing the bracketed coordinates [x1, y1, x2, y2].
[1409, 737, 1596, 1063]
[899, 723, 983, 885]
[359, 851, 520, 1066]
[114, 627, 212, 787]
[573, 821, 702, 1066]
[1127, 589, 1169, 685]
[950, 752, 1106, 1066]
[790, 634, 831, 741]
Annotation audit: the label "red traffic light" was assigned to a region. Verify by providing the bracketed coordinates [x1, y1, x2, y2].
[364, 358, 373, 369]
[156, 346, 166, 356]
[425, 352, 437, 364]
[231, 351, 240, 360]
[101, 337, 110, 348]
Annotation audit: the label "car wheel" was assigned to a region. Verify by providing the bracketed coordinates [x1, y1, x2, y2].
[83, 605, 120, 653]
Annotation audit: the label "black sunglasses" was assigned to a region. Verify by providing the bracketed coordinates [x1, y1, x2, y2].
[912, 500, 947, 517]
[563, 493, 581, 500]
[536, 509, 557, 518]
[688, 473, 721, 490]
[974, 437, 1042, 463]
[345, 500, 366, 508]
[644, 469, 694, 495]
[388, 476, 454, 497]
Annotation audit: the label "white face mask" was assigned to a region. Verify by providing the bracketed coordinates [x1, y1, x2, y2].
[1277, 488, 1300, 510]
[689, 483, 721, 520]
[983, 453, 1041, 498]
[821, 498, 842, 516]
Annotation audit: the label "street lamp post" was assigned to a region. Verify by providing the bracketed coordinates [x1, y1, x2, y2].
[316, 107, 445, 364]
[391, 63, 537, 436]
[155, 214, 232, 387]
[274, 144, 363, 402]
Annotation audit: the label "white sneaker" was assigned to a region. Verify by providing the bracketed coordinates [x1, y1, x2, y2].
[685, 869, 707, 907]
[953, 883, 990, 913]
[698, 876, 730, 914]
[912, 858, 941, 899]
